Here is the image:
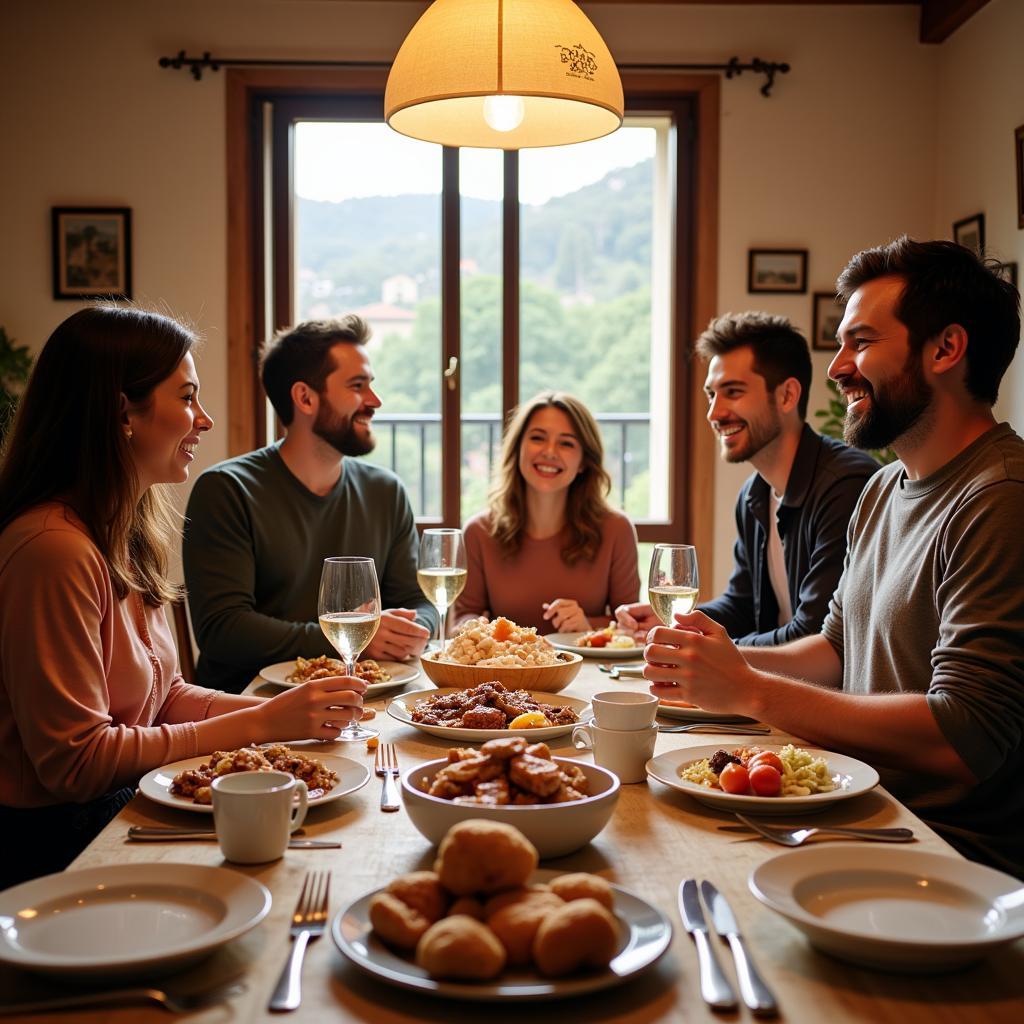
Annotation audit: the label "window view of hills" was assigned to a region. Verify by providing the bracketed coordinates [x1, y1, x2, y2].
[296, 157, 656, 520]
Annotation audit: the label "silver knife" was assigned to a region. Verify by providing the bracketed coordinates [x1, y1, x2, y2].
[678, 879, 737, 1011]
[700, 880, 778, 1017]
[127, 826, 341, 849]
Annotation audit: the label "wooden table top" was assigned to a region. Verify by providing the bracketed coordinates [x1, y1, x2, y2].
[2, 659, 1021, 1021]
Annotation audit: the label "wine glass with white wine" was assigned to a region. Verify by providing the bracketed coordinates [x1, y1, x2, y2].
[318, 556, 381, 742]
[417, 528, 467, 653]
[647, 544, 700, 625]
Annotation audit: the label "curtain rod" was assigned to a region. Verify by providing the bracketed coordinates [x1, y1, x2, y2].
[158, 51, 790, 96]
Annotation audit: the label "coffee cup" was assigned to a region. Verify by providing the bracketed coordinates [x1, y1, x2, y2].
[571, 721, 658, 784]
[212, 770, 308, 864]
[592, 690, 658, 730]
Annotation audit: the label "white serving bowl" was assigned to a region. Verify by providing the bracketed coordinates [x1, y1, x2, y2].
[401, 757, 620, 859]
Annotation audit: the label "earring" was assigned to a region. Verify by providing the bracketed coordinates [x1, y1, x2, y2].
[125, 427, 133, 439]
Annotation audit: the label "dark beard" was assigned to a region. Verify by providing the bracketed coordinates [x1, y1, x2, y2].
[313, 405, 376, 457]
[843, 352, 931, 451]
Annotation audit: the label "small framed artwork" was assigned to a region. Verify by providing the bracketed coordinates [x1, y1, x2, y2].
[52, 206, 132, 300]
[811, 292, 845, 351]
[995, 262, 1018, 287]
[952, 212, 985, 256]
[1016, 124, 1024, 229]
[748, 248, 808, 294]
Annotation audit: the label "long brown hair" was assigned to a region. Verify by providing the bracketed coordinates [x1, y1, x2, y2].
[0, 306, 196, 606]
[488, 392, 612, 566]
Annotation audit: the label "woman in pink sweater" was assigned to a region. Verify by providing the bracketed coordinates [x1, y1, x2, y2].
[0, 307, 366, 886]
[455, 392, 639, 634]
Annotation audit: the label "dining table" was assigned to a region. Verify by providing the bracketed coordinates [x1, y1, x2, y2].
[1, 656, 1021, 1022]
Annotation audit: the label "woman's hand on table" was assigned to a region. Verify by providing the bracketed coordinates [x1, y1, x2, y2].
[542, 598, 590, 633]
[256, 674, 368, 740]
[365, 608, 430, 660]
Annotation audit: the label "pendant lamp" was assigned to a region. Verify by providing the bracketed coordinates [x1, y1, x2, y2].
[385, 0, 624, 150]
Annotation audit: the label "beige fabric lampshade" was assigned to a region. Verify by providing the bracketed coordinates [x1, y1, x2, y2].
[385, 0, 624, 149]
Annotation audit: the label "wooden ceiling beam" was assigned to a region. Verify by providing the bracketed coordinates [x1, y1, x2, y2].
[919, 0, 991, 42]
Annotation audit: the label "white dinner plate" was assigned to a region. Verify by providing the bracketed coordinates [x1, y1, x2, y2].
[332, 869, 672, 1000]
[0, 863, 271, 977]
[138, 752, 371, 815]
[645, 743, 878, 815]
[749, 846, 1024, 972]
[259, 659, 420, 695]
[656, 701, 756, 724]
[545, 632, 642, 658]
[387, 688, 590, 742]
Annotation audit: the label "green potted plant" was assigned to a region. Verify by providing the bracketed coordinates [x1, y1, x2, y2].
[0, 326, 33, 443]
[815, 377, 897, 466]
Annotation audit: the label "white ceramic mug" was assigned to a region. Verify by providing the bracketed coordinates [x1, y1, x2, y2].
[592, 690, 658, 730]
[572, 722, 658, 784]
[212, 770, 308, 864]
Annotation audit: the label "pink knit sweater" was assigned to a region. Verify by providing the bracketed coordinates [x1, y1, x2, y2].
[454, 508, 640, 632]
[0, 504, 218, 807]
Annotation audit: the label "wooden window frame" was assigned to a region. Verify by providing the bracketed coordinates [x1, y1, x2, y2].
[225, 67, 719, 573]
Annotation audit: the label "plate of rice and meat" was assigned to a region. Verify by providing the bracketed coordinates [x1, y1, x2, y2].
[259, 656, 420, 694]
[387, 683, 590, 742]
[138, 744, 371, 813]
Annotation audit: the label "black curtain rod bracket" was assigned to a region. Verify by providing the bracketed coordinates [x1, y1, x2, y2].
[158, 51, 790, 96]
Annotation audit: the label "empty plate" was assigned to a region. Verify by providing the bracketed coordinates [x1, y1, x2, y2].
[0, 863, 270, 976]
[749, 846, 1024, 971]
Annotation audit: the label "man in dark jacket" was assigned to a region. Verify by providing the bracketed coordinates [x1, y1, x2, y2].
[618, 312, 878, 645]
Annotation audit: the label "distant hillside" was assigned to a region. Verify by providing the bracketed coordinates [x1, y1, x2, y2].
[297, 157, 653, 311]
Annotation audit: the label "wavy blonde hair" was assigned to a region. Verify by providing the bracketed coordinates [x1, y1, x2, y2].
[0, 306, 195, 607]
[487, 392, 612, 565]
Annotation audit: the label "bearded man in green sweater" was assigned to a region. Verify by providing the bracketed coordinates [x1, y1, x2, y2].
[644, 238, 1024, 877]
[183, 315, 436, 693]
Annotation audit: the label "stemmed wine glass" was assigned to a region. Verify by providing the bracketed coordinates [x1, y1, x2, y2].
[318, 556, 381, 742]
[647, 544, 700, 625]
[417, 528, 467, 653]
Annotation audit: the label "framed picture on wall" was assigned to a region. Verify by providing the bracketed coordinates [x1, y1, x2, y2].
[952, 212, 985, 256]
[52, 206, 132, 300]
[1016, 124, 1024, 229]
[811, 292, 845, 351]
[995, 262, 1018, 288]
[748, 248, 808, 293]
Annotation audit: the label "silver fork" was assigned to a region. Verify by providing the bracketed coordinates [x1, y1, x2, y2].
[375, 741, 401, 812]
[268, 870, 330, 1012]
[659, 722, 770, 735]
[0, 978, 245, 1016]
[730, 812, 915, 846]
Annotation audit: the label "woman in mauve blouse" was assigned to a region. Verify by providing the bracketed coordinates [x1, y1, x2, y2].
[0, 307, 366, 886]
[455, 392, 639, 634]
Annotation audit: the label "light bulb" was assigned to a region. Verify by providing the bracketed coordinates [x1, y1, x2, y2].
[483, 95, 525, 133]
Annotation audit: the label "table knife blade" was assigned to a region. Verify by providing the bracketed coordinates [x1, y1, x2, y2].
[700, 880, 778, 1017]
[678, 879, 737, 1010]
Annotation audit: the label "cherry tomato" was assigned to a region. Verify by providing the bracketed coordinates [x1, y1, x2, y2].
[719, 763, 750, 794]
[748, 751, 785, 774]
[587, 634, 609, 648]
[749, 764, 782, 797]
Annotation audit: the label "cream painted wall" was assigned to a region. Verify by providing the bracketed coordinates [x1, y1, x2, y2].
[933, 0, 1024, 430]
[1, 1, 1014, 593]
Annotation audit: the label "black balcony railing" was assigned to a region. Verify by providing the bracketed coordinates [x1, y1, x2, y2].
[368, 412, 651, 518]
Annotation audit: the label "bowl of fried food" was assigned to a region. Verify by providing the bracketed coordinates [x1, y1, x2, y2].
[421, 617, 583, 693]
[401, 737, 619, 858]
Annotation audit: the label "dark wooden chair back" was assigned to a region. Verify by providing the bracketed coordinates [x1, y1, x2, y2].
[170, 596, 197, 686]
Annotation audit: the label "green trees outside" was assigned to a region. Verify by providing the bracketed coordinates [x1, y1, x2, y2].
[297, 158, 658, 522]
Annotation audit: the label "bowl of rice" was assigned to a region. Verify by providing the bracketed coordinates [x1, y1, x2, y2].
[420, 617, 584, 693]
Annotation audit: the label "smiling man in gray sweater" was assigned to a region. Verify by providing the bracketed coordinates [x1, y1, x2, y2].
[644, 238, 1024, 876]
